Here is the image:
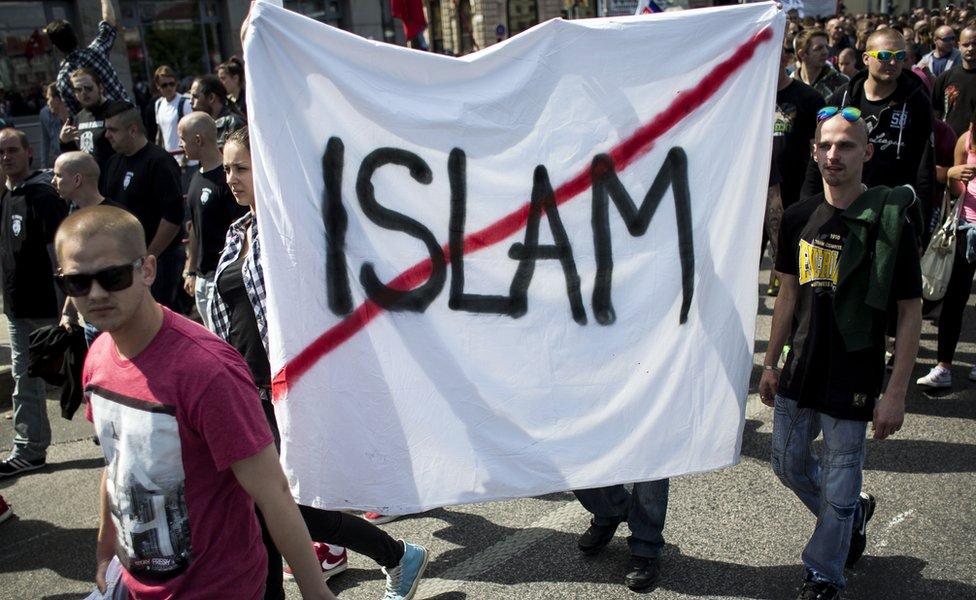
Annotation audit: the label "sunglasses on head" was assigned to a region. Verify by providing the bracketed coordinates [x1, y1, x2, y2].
[865, 49, 906, 62]
[55, 258, 144, 297]
[817, 106, 863, 122]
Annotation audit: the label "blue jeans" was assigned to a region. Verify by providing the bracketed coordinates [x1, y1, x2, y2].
[194, 273, 215, 331]
[7, 316, 57, 461]
[772, 395, 867, 589]
[574, 478, 669, 558]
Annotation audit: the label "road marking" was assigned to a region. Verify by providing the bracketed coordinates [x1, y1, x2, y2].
[885, 509, 914, 528]
[875, 509, 915, 549]
[419, 500, 588, 598]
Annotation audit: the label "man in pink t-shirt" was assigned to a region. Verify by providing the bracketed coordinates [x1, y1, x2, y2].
[55, 205, 336, 600]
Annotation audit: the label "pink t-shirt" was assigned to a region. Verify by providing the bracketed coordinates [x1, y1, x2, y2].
[83, 307, 273, 600]
[962, 131, 976, 223]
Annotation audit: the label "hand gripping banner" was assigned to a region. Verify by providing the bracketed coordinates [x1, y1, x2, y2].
[244, 1, 783, 513]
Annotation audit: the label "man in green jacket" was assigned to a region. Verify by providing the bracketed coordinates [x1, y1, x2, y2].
[758, 107, 922, 600]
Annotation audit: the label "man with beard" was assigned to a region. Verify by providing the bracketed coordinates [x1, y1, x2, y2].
[59, 68, 115, 181]
[933, 25, 976, 135]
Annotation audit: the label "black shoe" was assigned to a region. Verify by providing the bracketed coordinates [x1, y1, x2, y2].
[624, 555, 660, 592]
[846, 492, 876, 568]
[577, 518, 622, 555]
[797, 577, 840, 600]
[0, 456, 46, 478]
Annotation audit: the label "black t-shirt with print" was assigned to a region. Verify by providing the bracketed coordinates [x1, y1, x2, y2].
[0, 175, 69, 319]
[62, 101, 114, 182]
[933, 66, 976, 136]
[103, 142, 184, 251]
[187, 166, 247, 275]
[775, 194, 922, 421]
[774, 80, 825, 208]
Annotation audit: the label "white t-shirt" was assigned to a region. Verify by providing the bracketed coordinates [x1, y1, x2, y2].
[155, 94, 191, 155]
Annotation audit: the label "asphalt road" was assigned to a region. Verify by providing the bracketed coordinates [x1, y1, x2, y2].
[1, 265, 974, 600]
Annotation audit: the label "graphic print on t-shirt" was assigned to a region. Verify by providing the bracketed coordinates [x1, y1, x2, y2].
[862, 107, 907, 155]
[944, 84, 959, 117]
[774, 102, 797, 137]
[88, 385, 193, 577]
[78, 120, 103, 154]
[798, 233, 841, 289]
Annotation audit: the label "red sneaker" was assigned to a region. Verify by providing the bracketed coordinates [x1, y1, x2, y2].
[0, 495, 13, 525]
[363, 512, 401, 525]
[283, 542, 347, 581]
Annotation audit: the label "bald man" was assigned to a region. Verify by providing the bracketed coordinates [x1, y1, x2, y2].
[761, 113, 922, 599]
[933, 25, 976, 135]
[178, 112, 246, 329]
[917, 25, 961, 77]
[837, 47, 858, 78]
[802, 28, 934, 235]
[55, 206, 336, 600]
[53, 151, 127, 337]
[53, 151, 124, 211]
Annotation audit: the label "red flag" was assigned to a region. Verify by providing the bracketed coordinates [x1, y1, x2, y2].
[391, 0, 427, 40]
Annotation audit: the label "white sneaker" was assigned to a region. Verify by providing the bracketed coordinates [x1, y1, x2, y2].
[916, 365, 952, 388]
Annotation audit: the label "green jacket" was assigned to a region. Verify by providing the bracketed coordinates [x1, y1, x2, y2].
[834, 185, 916, 352]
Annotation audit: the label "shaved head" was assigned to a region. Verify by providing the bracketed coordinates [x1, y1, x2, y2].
[55, 151, 100, 181]
[866, 28, 906, 51]
[55, 205, 146, 264]
[179, 111, 218, 143]
[815, 114, 869, 146]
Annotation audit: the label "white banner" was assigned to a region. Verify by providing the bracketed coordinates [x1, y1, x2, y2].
[245, 1, 783, 513]
[780, 0, 837, 18]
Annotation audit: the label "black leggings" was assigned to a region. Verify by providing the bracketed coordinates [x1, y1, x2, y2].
[937, 234, 976, 364]
[298, 504, 404, 568]
[258, 398, 404, 600]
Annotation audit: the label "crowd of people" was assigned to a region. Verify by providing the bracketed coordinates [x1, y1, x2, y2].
[0, 2, 973, 600]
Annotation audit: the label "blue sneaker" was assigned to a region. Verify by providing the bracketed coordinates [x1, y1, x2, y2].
[382, 541, 428, 600]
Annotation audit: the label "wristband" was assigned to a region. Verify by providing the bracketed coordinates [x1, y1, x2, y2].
[763, 365, 780, 372]
[183, 270, 197, 278]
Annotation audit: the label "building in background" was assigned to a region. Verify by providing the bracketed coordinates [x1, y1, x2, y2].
[0, 0, 930, 123]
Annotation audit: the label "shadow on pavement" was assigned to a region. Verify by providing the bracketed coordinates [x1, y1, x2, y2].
[421, 529, 976, 600]
[740, 419, 976, 473]
[45, 456, 105, 474]
[653, 550, 976, 599]
[0, 518, 95, 582]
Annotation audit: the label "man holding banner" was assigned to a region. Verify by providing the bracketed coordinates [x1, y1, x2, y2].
[573, 479, 669, 591]
[760, 108, 921, 599]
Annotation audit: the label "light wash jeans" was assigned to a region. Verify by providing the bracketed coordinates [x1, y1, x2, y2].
[574, 478, 670, 558]
[194, 273, 216, 331]
[772, 394, 868, 589]
[7, 316, 57, 461]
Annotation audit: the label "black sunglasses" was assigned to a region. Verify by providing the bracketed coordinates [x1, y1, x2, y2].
[159, 81, 177, 88]
[55, 258, 144, 297]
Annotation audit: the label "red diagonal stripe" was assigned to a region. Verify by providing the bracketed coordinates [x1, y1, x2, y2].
[273, 25, 775, 400]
